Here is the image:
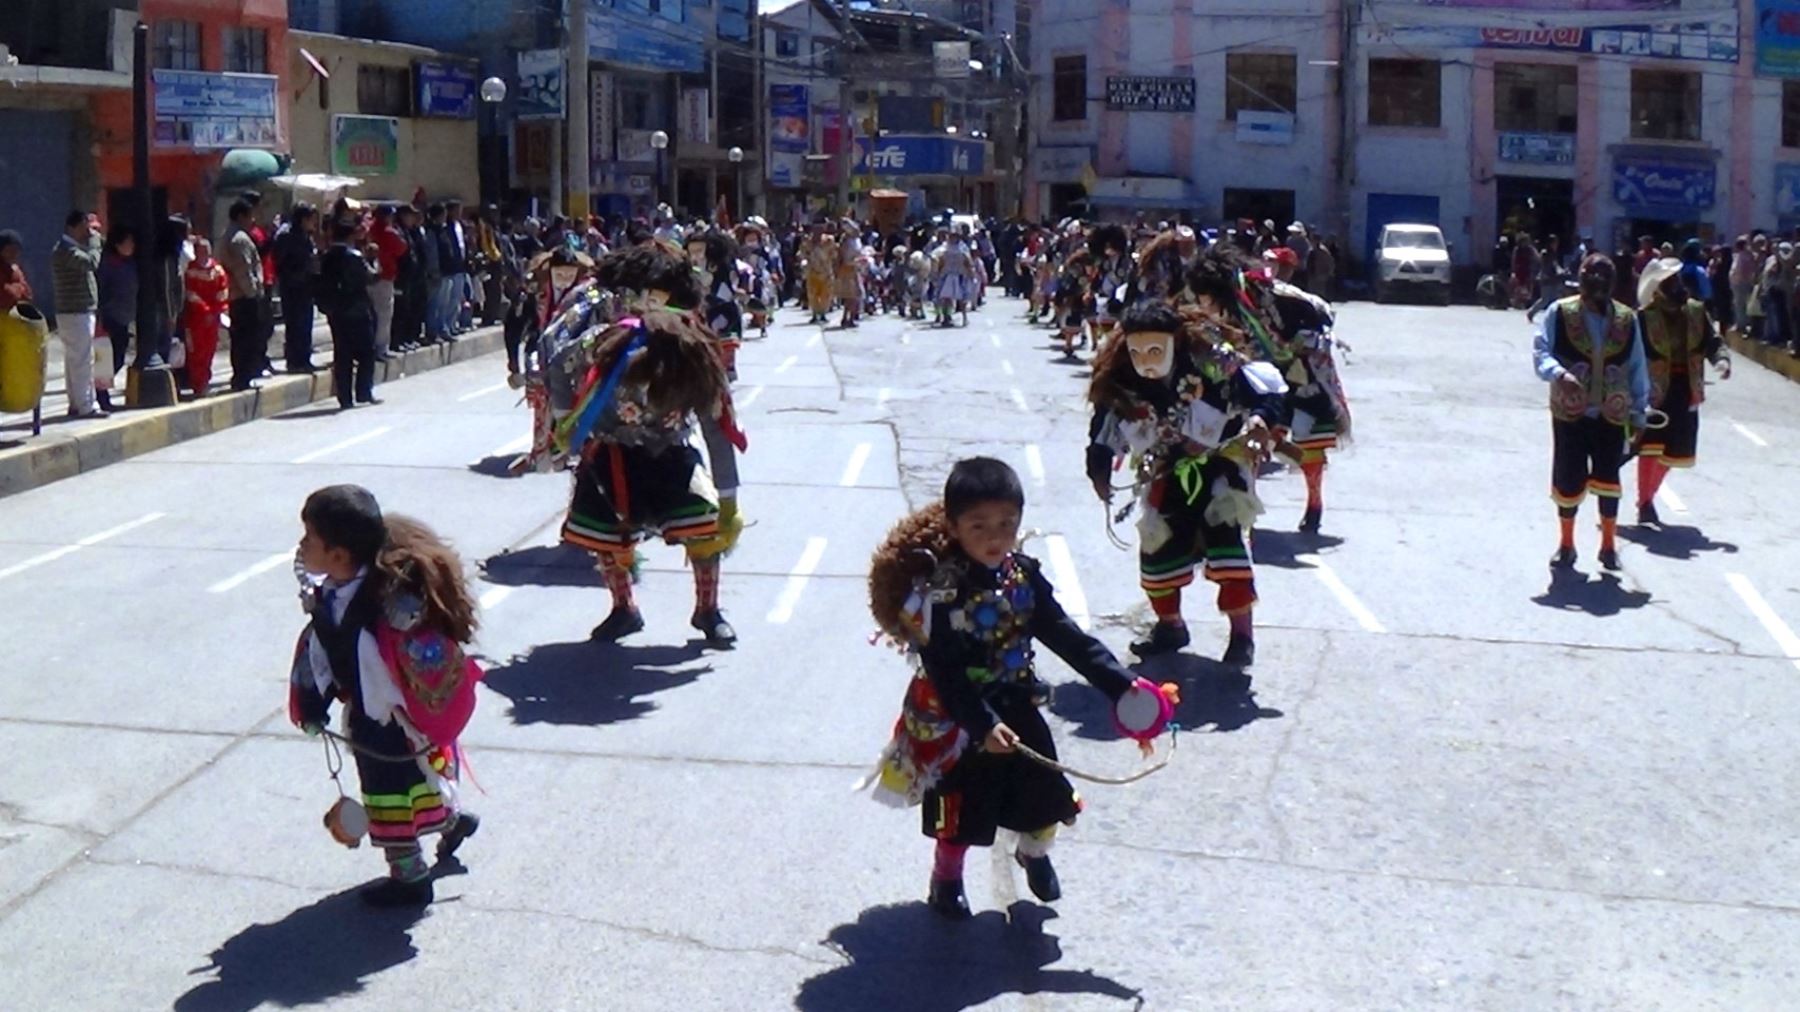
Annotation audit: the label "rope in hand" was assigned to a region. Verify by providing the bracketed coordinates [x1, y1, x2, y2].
[318, 726, 436, 763]
[1010, 728, 1178, 786]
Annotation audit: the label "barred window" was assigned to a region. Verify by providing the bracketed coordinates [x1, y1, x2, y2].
[1368, 58, 1441, 128]
[1225, 52, 1296, 121]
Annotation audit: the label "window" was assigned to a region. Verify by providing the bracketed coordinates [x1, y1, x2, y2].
[1784, 82, 1800, 147]
[1494, 63, 1575, 134]
[1053, 55, 1086, 122]
[811, 38, 837, 75]
[775, 30, 800, 59]
[620, 78, 657, 130]
[718, 0, 750, 41]
[1368, 58, 1441, 128]
[357, 65, 413, 117]
[1225, 52, 1296, 120]
[152, 20, 202, 71]
[1631, 69, 1701, 141]
[223, 27, 268, 74]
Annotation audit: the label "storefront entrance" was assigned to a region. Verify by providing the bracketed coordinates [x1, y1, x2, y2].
[1222, 187, 1296, 232]
[1496, 175, 1574, 249]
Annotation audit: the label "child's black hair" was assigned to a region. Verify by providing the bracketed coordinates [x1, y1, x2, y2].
[302, 484, 387, 566]
[943, 457, 1025, 519]
[1120, 298, 1184, 336]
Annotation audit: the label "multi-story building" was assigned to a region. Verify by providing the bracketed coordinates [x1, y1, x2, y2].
[1, 0, 288, 282]
[1031, 0, 1800, 273]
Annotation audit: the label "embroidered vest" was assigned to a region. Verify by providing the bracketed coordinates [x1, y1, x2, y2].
[1550, 297, 1634, 425]
[1641, 300, 1709, 408]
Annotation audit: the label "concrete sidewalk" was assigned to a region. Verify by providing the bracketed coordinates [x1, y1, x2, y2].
[1724, 327, 1800, 385]
[0, 321, 506, 498]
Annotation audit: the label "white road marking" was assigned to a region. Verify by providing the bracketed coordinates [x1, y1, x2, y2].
[989, 334, 1002, 348]
[1024, 444, 1046, 486]
[840, 442, 873, 486]
[805, 332, 822, 348]
[777, 355, 799, 373]
[489, 434, 532, 458]
[737, 384, 765, 409]
[457, 381, 511, 402]
[1732, 421, 1769, 448]
[207, 551, 294, 594]
[291, 425, 394, 465]
[1043, 535, 1091, 630]
[876, 387, 891, 406]
[479, 586, 515, 610]
[766, 537, 828, 624]
[900, 332, 911, 346]
[1658, 486, 1689, 515]
[0, 512, 166, 582]
[1000, 359, 1015, 376]
[1726, 573, 1800, 672]
[1297, 553, 1387, 634]
[1010, 388, 1029, 412]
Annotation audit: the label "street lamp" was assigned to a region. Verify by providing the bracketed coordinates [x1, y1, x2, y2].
[650, 129, 670, 209]
[727, 145, 744, 221]
[479, 77, 506, 207]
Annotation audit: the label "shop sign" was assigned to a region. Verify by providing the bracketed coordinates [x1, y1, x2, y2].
[416, 62, 477, 119]
[1612, 149, 1716, 212]
[1498, 132, 1575, 165]
[853, 134, 988, 177]
[152, 70, 278, 149]
[1105, 76, 1196, 112]
[1757, 0, 1800, 77]
[332, 115, 400, 177]
[516, 49, 565, 121]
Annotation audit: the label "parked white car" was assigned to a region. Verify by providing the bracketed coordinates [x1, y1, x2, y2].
[1374, 223, 1452, 305]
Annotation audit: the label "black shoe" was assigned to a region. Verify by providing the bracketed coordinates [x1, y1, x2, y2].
[591, 606, 645, 642]
[1549, 546, 1578, 570]
[1014, 853, 1062, 902]
[691, 608, 737, 649]
[1300, 505, 1322, 534]
[927, 879, 972, 920]
[337, 399, 355, 411]
[1222, 631, 1256, 668]
[357, 395, 383, 405]
[288, 363, 318, 375]
[436, 812, 480, 861]
[359, 876, 433, 907]
[1130, 621, 1190, 658]
[1637, 501, 1660, 527]
[1597, 547, 1621, 571]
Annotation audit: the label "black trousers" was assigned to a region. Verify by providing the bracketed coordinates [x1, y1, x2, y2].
[328, 311, 376, 406]
[394, 280, 427, 347]
[281, 284, 315, 369]
[227, 297, 263, 390]
[1551, 415, 1626, 517]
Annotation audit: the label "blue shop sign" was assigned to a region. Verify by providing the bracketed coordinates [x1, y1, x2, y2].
[151, 70, 278, 149]
[587, 2, 705, 74]
[1612, 150, 1715, 216]
[417, 62, 477, 119]
[853, 134, 988, 177]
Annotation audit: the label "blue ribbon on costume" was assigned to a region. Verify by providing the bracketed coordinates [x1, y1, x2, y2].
[559, 329, 646, 452]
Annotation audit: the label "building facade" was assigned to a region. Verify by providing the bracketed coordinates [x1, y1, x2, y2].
[286, 31, 481, 206]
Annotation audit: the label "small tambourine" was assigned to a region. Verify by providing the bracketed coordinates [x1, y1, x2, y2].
[324, 797, 368, 849]
[1113, 677, 1179, 742]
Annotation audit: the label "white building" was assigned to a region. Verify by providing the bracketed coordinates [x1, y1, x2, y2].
[761, 0, 845, 221]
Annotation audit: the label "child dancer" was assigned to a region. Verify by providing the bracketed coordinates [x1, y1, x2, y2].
[289, 486, 482, 907]
[866, 458, 1137, 919]
[182, 238, 229, 396]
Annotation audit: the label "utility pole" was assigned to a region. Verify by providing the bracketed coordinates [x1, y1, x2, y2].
[1338, 0, 1360, 269]
[567, 0, 591, 220]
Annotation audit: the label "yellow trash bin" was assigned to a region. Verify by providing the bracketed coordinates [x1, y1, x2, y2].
[0, 301, 50, 413]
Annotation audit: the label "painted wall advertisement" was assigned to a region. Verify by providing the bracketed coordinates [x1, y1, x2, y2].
[1757, 0, 1800, 76]
[516, 49, 565, 121]
[1612, 148, 1716, 215]
[332, 115, 401, 177]
[152, 70, 278, 149]
[1366, 0, 1739, 63]
[768, 84, 810, 189]
[416, 62, 477, 119]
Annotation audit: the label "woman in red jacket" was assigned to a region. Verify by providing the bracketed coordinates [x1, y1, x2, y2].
[183, 239, 230, 396]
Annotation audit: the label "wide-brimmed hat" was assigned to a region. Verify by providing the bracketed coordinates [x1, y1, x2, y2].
[1636, 256, 1683, 309]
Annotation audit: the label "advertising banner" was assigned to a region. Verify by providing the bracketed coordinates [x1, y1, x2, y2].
[769, 84, 810, 189]
[516, 49, 565, 121]
[1366, 0, 1738, 63]
[416, 62, 477, 119]
[152, 70, 278, 149]
[332, 115, 400, 177]
[1498, 131, 1576, 165]
[1758, 0, 1800, 76]
[853, 135, 988, 177]
[592, 70, 615, 163]
[1612, 148, 1716, 214]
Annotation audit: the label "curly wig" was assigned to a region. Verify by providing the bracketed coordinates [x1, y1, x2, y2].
[376, 514, 479, 645]
[594, 244, 702, 308]
[1089, 223, 1130, 259]
[868, 502, 956, 641]
[589, 307, 728, 420]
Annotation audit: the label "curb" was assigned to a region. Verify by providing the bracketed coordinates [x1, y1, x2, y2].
[1723, 328, 1800, 385]
[0, 326, 505, 499]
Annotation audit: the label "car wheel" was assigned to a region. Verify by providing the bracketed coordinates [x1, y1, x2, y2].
[1375, 282, 1389, 304]
[1437, 287, 1453, 306]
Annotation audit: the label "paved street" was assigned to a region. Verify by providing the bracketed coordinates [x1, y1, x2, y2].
[2, 294, 1799, 1011]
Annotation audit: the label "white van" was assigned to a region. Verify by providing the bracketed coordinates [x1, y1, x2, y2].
[1374, 223, 1452, 305]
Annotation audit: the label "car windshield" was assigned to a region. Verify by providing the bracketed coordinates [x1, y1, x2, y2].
[1385, 230, 1445, 251]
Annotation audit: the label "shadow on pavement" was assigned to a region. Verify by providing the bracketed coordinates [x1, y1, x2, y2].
[269, 406, 346, 421]
[1251, 528, 1346, 569]
[481, 639, 710, 726]
[794, 901, 1142, 1012]
[467, 453, 521, 479]
[1052, 652, 1282, 740]
[481, 543, 604, 589]
[1617, 523, 1739, 561]
[172, 880, 432, 1012]
[1531, 570, 1652, 616]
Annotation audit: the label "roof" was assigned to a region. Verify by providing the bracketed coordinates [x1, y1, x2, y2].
[762, 0, 813, 13]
